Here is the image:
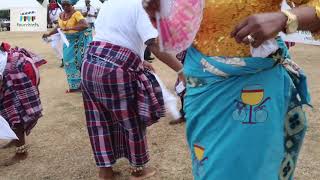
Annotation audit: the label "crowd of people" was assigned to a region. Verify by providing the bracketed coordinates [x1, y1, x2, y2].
[1, 0, 320, 180]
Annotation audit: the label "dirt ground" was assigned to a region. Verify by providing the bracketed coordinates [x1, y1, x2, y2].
[0, 32, 319, 180]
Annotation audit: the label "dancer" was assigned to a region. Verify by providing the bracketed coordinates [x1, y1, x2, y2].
[144, 0, 320, 179]
[81, 0, 184, 179]
[43, 0, 92, 93]
[0, 42, 46, 166]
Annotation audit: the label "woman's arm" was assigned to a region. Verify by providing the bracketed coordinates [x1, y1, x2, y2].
[63, 19, 88, 32]
[291, 6, 320, 32]
[143, 0, 320, 48]
[231, 6, 320, 47]
[146, 38, 185, 82]
[43, 26, 59, 38]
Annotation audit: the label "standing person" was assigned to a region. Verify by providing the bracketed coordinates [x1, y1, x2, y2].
[0, 42, 45, 166]
[144, 0, 320, 180]
[81, 0, 184, 179]
[47, 0, 64, 68]
[43, 0, 92, 93]
[81, 0, 97, 29]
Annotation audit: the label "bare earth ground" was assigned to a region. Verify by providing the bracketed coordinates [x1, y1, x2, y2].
[0, 32, 319, 180]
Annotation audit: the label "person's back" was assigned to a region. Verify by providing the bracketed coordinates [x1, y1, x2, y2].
[94, 0, 157, 58]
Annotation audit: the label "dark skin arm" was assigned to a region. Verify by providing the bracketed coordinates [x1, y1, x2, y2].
[231, 6, 320, 47]
[146, 39, 185, 83]
[63, 19, 89, 32]
[143, 0, 320, 48]
[82, 12, 88, 17]
[42, 18, 88, 38]
[43, 26, 58, 38]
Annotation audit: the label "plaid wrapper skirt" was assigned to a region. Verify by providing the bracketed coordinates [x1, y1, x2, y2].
[81, 41, 165, 167]
[0, 48, 44, 135]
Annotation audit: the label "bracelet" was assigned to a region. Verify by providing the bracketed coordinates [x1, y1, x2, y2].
[16, 145, 28, 154]
[130, 166, 144, 174]
[176, 68, 184, 75]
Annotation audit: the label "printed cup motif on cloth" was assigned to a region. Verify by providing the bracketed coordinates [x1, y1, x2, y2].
[233, 85, 271, 124]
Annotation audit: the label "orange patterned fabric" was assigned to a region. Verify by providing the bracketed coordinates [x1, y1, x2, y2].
[58, 11, 85, 34]
[193, 0, 320, 57]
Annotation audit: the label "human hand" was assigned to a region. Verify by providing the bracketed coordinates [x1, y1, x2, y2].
[231, 12, 287, 48]
[143, 61, 155, 72]
[178, 73, 186, 86]
[61, 27, 70, 31]
[42, 33, 50, 39]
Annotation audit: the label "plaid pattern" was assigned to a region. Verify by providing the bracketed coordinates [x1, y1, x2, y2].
[11, 47, 47, 68]
[81, 41, 165, 167]
[285, 42, 296, 49]
[0, 48, 44, 135]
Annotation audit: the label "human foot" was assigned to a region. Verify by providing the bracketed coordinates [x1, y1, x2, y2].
[65, 89, 81, 94]
[130, 167, 156, 180]
[99, 168, 121, 180]
[169, 117, 185, 125]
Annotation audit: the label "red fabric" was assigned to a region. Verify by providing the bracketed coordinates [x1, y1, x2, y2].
[23, 62, 37, 86]
[49, 3, 59, 10]
[285, 42, 296, 49]
[1, 42, 11, 52]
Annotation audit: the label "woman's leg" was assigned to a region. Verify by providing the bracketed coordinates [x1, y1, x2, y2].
[63, 41, 82, 92]
[99, 167, 119, 180]
[50, 35, 64, 68]
[2, 123, 28, 166]
[130, 167, 156, 180]
[86, 125, 119, 180]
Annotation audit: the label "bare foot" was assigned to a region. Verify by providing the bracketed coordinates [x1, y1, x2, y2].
[65, 89, 82, 94]
[99, 169, 121, 180]
[130, 167, 156, 180]
[169, 117, 186, 125]
[1, 152, 28, 166]
[0, 140, 16, 149]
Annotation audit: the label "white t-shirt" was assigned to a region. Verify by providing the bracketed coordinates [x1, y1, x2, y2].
[81, 5, 97, 24]
[0, 50, 7, 78]
[94, 0, 158, 58]
[49, 8, 62, 23]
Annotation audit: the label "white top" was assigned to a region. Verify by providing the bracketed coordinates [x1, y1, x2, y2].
[94, 0, 158, 58]
[49, 8, 62, 23]
[0, 115, 19, 140]
[81, 5, 97, 23]
[0, 50, 7, 78]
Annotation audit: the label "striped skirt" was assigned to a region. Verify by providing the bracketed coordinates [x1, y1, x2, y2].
[81, 41, 165, 167]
